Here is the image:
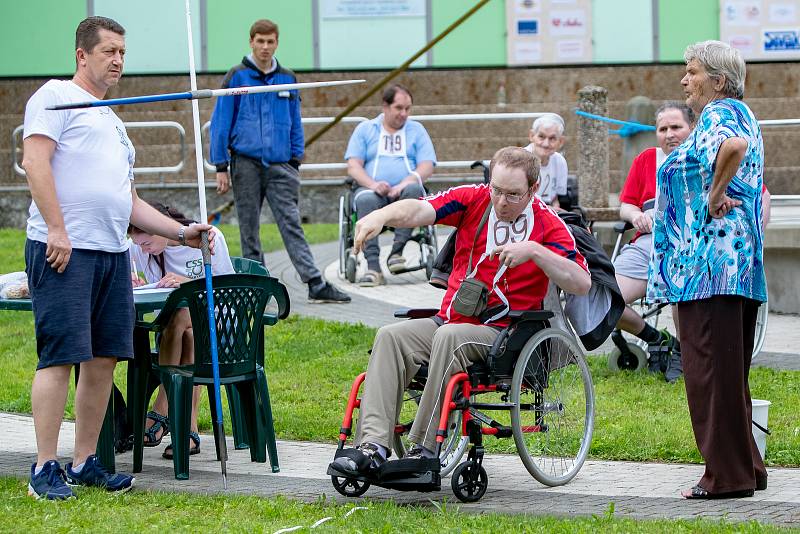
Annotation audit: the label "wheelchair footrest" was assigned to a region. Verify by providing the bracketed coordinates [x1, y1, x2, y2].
[327, 457, 442, 493]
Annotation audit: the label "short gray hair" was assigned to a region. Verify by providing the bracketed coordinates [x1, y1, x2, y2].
[655, 101, 695, 126]
[531, 113, 565, 136]
[684, 40, 746, 99]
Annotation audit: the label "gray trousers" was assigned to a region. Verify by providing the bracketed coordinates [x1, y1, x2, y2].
[356, 318, 497, 452]
[231, 154, 321, 283]
[353, 183, 426, 271]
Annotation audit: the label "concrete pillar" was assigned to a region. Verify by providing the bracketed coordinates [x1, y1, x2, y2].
[618, 96, 657, 192]
[577, 85, 610, 214]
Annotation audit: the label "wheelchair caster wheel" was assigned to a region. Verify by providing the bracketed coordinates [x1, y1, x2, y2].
[331, 475, 370, 497]
[345, 253, 357, 283]
[607, 343, 647, 372]
[451, 461, 488, 502]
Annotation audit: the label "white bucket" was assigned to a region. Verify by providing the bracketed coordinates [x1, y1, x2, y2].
[751, 399, 771, 460]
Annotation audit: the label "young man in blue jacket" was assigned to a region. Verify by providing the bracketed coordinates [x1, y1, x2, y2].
[210, 18, 350, 303]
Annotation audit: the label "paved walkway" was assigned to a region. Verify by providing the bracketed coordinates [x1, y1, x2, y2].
[1, 413, 798, 526]
[2, 236, 798, 526]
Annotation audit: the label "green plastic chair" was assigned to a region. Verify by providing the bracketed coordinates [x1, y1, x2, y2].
[132, 273, 290, 479]
[231, 256, 270, 276]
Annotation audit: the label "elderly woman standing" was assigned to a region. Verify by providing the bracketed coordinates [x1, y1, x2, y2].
[648, 40, 767, 499]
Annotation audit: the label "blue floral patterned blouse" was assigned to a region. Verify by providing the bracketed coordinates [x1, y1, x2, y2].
[647, 98, 766, 304]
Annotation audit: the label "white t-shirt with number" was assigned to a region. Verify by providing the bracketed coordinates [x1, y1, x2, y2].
[23, 80, 136, 252]
[129, 229, 234, 284]
[523, 145, 568, 204]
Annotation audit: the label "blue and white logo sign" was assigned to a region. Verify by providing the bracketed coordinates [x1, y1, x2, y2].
[517, 20, 538, 35]
[764, 30, 800, 51]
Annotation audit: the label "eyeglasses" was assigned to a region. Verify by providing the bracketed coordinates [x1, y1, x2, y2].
[489, 184, 530, 204]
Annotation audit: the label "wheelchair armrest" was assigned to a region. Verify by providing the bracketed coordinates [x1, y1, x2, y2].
[507, 310, 554, 322]
[614, 220, 634, 233]
[344, 176, 355, 186]
[394, 308, 439, 319]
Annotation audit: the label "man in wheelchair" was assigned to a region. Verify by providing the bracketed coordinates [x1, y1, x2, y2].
[344, 83, 437, 286]
[329, 147, 590, 479]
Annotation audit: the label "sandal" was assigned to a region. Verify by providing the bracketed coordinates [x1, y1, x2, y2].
[162, 432, 200, 459]
[357, 270, 385, 287]
[144, 411, 169, 447]
[681, 484, 754, 499]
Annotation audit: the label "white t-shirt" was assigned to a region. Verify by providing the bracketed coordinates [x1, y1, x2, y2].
[23, 80, 135, 252]
[129, 229, 234, 283]
[523, 145, 568, 204]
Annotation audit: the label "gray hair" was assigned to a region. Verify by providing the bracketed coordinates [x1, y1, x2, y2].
[655, 101, 696, 126]
[531, 113, 565, 136]
[684, 40, 746, 99]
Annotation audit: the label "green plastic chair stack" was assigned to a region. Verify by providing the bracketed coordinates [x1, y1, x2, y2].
[132, 273, 290, 479]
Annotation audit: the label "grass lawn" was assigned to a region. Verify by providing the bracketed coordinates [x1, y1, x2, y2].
[0, 477, 791, 533]
[1, 227, 799, 466]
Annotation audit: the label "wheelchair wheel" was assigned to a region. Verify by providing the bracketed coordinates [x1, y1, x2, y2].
[752, 298, 768, 360]
[392, 390, 469, 477]
[331, 475, 370, 497]
[451, 460, 488, 503]
[345, 251, 357, 283]
[607, 343, 647, 372]
[337, 196, 349, 277]
[510, 327, 594, 487]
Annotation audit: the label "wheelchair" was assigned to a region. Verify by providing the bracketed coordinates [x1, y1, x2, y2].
[338, 177, 438, 283]
[607, 218, 769, 371]
[327, 307, 595, 503]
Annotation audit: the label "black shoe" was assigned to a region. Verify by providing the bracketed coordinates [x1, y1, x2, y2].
[330, 442, 385, 476]
[756, 475, 768, 491]
[308, 282, 351, 303]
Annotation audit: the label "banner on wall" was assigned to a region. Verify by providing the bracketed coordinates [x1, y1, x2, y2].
[720, 0, 800, 60]
[506, 0, 593, 65]
[321, 0, 425, 18]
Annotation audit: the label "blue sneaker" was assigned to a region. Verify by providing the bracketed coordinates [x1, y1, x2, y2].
[65, 455, 135, 493]
[28, 460, 75, 500]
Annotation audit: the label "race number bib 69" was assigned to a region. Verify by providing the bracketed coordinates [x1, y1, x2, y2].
[492, 216, 529, 246]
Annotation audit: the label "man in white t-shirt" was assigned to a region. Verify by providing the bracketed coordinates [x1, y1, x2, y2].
[22, 16, 212, 500]
[523, 113, 568, 208]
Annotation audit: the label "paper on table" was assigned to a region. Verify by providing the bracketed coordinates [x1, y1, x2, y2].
[133, 282, 160, 290]
[133, 287, 175, 295]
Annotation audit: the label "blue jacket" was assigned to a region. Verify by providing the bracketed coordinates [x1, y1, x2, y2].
[210, 56, 304, 169]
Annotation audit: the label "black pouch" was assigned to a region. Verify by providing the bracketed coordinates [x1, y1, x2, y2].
[452, 277, 489, 317]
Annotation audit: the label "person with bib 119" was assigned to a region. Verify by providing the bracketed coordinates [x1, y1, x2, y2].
[328, 147, 590, 477]
[345, 84, 437, 286]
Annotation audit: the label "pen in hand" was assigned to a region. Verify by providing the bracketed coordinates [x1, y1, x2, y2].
[131, 257, 144, 287]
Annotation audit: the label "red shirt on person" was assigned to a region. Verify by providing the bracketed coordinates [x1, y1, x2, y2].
[425, 184, 588, 327]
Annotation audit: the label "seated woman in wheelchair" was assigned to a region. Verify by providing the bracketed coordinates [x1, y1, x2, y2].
[344, 84, 436, 286]
[329, 147, 590, 477]
[613, 102, 694, 381]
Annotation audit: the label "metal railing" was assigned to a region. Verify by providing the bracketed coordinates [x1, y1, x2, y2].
[12, 121, 186, 177]
[9, 113, 800, 197]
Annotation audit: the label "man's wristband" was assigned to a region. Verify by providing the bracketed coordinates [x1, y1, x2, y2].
[215, 163, 229, 173]
[177, 225, 187, 246]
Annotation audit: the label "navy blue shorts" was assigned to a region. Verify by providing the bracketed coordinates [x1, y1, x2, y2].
[25, 239, 135, 370]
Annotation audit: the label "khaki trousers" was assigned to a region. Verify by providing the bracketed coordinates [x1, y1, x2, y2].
[356, 318, 497, 452]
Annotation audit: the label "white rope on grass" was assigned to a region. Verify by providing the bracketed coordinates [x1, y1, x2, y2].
[271, 505, 368, 534]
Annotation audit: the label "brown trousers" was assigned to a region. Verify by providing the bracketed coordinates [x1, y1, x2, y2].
[355, 318, 497, 452]
[678, 295, 767, 493]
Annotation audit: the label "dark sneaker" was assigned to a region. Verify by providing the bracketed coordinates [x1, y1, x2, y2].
[28, 460, 75, 500]
[308, 282, 351, 304]
[664, 345, 683, 383]
[65, 455, 135, 493]
[330, 442, 386, 476]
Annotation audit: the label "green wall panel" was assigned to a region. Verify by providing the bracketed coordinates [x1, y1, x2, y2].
[659, 0, 719, 62]
[0, 0, 86, 76]
[319, 17, 427, 69]
[94, 0, 202, 74]
[207, 0, 313, 73]
[593, 0, 653, 63]
[431, 0, 506, 67]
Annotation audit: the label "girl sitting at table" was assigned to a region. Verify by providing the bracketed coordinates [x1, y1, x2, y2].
[129, 201, 234, 459]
